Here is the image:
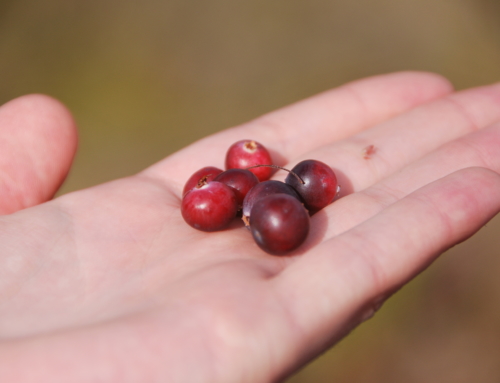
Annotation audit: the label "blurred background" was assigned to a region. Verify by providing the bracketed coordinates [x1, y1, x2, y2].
[1, 0, 500, 381]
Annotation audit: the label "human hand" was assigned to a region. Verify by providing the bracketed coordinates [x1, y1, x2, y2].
[1, 72, 500, 382]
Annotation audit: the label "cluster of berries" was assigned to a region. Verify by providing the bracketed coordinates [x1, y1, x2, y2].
[181, 140, 338, 255]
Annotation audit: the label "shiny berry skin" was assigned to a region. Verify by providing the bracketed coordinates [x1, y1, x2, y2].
[242, 180, 302, 225]
[183, 166, 223, 196]
[181, 181, 237, 232]
[250, 194, 310, 255]
[225, 140, 273, 181]
[285, 159, 337, 212]
[213, 169, 259, 208]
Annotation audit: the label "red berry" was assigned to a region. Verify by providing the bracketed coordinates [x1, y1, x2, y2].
[242, 180, 302, 225]
[183, 166, 223, 196]
[250, 194, 310, 255]
[213, 169, 259, 208]
[225, 140, 273, 181]
[181, 181, 237, 232]
[285, 160, 337, 212]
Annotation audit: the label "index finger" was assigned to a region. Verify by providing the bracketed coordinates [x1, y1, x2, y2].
[144, 71, 452, 192]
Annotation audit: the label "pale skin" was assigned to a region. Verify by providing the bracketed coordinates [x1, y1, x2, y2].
[1, 72, 500, 382]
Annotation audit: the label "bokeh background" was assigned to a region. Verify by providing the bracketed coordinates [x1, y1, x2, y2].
[1, 0, 500, 381]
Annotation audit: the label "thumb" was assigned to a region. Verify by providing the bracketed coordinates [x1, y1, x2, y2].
[0, 94, 78, 214]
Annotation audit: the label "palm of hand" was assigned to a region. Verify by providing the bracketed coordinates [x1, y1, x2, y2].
[1, 72, 500, 383]
[3, 173, 292, 381]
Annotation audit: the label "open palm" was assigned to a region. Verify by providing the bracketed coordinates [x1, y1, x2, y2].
[1, 72, 500, 383]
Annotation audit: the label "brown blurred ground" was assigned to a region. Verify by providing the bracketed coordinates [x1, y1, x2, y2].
[1, 1, 500, 381]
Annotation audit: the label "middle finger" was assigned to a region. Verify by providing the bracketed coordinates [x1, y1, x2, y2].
[319, 120, 500, 241]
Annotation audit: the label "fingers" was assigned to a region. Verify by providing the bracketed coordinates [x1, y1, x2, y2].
[284, 82, 500, 196]
[145, 71, 452, 192]
[0, 95, 78, 214]
[274, 168, 500, 357]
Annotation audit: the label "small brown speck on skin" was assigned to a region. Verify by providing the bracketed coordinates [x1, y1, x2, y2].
[363, 144, 376, 159]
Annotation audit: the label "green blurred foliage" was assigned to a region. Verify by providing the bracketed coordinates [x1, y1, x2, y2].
[1, 0, 500, 381]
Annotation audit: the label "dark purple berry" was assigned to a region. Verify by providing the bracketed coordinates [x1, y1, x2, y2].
[250, 194, 310, 255]
[242, 180, 302, 225]
[285, 160, 337, 212]
[181, 180, 237, 232]
[214, 169, 259, 208]
[225, 140, 273, 181]
[183, 166, 223, 196]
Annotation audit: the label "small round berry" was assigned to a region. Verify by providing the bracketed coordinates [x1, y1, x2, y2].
[225, 140, 273, 181]
[250, 194, 310, 255]
[285, 159, 337, 212]
[214, 169, 259, 208]
[183, 166, 223, 196]
[242, 180, 302, 225]
[181, 181, 237, 232]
